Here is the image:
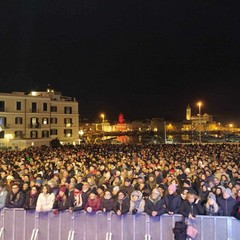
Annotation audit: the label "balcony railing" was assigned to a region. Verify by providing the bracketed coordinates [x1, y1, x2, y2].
[28, 123, 41, 129]
[0, 209, 239, 240]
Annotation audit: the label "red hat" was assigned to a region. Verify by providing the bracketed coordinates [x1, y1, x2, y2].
[59, 185, 67, 194]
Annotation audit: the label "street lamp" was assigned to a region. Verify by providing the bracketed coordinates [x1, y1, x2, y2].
[78, 130, 84, 144]
[197, 102, 202, 144]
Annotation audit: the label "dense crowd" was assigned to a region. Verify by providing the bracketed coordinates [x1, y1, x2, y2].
[0, 143, 239, 220]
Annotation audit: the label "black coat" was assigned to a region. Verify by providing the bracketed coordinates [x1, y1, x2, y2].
[217, 196, 236, 216]
[163, 193, 182, 214]
[6, 191, 26, 208]
[113, 197, 130, 215]
[179, 200, 204, 218]
[145, 197, 166, 216]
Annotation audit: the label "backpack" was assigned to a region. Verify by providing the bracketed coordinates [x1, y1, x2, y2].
[172, 220, 187, 240]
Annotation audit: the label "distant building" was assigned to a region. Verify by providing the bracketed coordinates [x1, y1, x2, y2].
[0, 88, 79, 149]
[182, 105, 217, 132]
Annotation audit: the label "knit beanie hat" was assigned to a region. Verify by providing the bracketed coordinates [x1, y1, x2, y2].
[224, 188, 232, 197]
[208, 192, 216, 202]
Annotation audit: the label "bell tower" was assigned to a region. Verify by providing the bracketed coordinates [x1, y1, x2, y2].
[186, 105, 191, 120]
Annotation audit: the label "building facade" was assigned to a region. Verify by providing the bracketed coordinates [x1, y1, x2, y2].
[0, 88, 79, 149]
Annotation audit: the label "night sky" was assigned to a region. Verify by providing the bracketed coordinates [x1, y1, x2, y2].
[0, 1, 240, 124]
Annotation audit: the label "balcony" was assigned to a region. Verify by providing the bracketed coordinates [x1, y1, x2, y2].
[28, 123, 41, 129]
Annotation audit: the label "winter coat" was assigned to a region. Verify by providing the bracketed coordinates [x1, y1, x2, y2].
[163, 193, 182, 214]
[24, 192, 39, 210]
[101, 197, 115, 212]
[0, 190, 8, 209]
[85, 196, 101, 212]
[113, 197, 130, 215]
[217, 196, 236, 216]
[6, 191, 25, 208]
[36, 193, 55, 212]
[129, 190, 145, 214]
[145, 197, 166, 216]
[179, 200, 204, 218]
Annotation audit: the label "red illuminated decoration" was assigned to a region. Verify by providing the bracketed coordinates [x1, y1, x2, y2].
[118, 113, 125, 123]
[116, 113, 127, 132]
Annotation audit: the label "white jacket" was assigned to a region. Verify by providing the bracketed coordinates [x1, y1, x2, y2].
[36, 193, 55, 212]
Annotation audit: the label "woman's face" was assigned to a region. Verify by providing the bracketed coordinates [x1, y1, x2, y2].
[43, 186, 48, 194]
[31, 187, 37, 195]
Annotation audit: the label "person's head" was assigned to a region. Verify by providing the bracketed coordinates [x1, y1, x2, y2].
[151, 188, 161, 200]
[131, 190, 142, 202]
[82, 182, 90, 191]
[23, 182, 30, 191]
[30, 185, 39, 195]
[58, 185, 67, 197]
[97, 186, 105, 197]
[168, 184, 177, 195]
[207, 192, 216, 205]
[89, 192, 97, 200]
[104, 190, 112, 200]
[11, 183, 20, 194]
[186, 192, 196, 204]
[124, 178, 131, 186]
[117, 190, 126, 200]
[42, 184, 53, 195]
[223, 188, 232, 199]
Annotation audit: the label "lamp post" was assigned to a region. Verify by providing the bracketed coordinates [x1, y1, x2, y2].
[78, 130, 84, 144]
[197, 102, 202, 144]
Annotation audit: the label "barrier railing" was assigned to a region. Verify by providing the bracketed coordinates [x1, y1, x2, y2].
[0, 208, 239, 240]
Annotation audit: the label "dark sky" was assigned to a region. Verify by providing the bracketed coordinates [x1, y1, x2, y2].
[0, 0, 240, 124]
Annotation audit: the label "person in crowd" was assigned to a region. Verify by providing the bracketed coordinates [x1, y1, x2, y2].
[0, 181, 7, 209]
[68, 183, 87, 212]
[36, 184, 55, 212]
[113, 190, 130, 216]
[129, 190, 145, 214]
[199, 182, 210, 206]
[97, 186, 105, 199]
[217, 188, 236, 216]
[6, 182, 26, 208]
[24, 185, 40, 210]
[204, 192, 223, 216]
[163, 184, 182, 215]
[179, 191, 204, 219]
[120, 178, 135, 198]
[101, 189, 115, 212]
[85, 189, 101, 213]
[146, 173, 157, 191]
[53, 185, 69, 214]
[145, 188, 166, 217]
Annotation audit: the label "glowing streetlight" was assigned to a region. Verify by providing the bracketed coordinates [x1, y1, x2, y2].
[100, 113, 105, 123]
[78, 130, 84, 144]
[197, 101, 202, 144]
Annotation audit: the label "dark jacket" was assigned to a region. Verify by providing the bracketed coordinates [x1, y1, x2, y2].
[53, 195, 69, 211]
[24, 192, 39, 210]
[68, 191, 88, 212]
[6, 191, 26, 208]
[101, 197, 115, 212]
[163, 193, 182, 214]
[179, 200, 204, 218]
[145, 197, 166, 216]
[113, 197, 130, 215]
[217, 196, 236, 216]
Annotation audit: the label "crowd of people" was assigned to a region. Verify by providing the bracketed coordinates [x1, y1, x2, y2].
[0, 143, 239, 220]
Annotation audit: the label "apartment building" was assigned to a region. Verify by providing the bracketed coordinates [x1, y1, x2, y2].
[0, 88, 79, 149]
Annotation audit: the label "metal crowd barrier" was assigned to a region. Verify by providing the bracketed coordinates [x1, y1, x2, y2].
[0, 208, 239, 240]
